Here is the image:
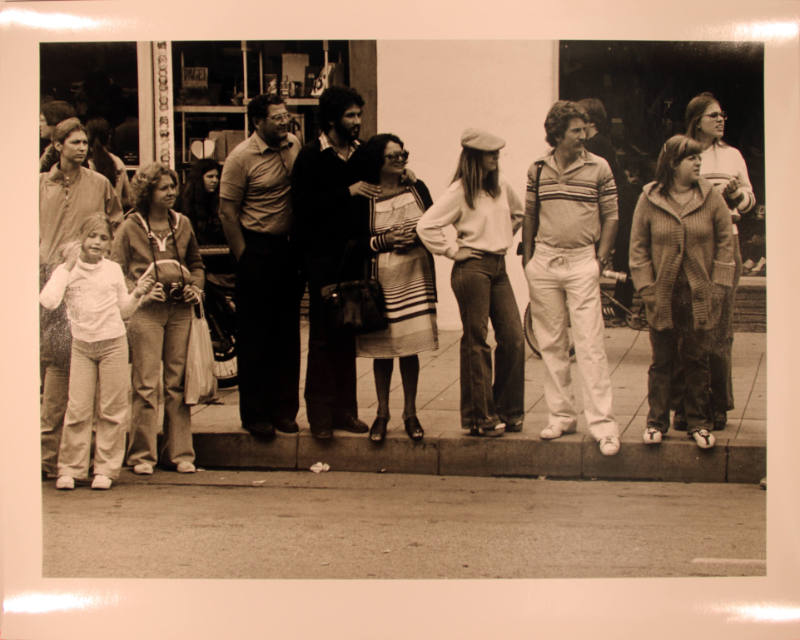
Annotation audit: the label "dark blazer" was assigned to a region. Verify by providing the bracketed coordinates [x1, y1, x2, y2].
[290, 138, 369, 286]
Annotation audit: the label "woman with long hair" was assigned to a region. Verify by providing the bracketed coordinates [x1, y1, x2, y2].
[177, 158, 223, 245]
[111, 163, 205, 475]
[351, 134, 438, 443]
[629, 134, 735, 449]
[682, 92, 756, 431]
[417, 129, 524, 438]
[86, 117, 133, 210]
[177, 158, 234, 277]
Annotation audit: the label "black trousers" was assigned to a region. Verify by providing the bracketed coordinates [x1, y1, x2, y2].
[304, 279, 358, 430]
[235, 231, 302, 428]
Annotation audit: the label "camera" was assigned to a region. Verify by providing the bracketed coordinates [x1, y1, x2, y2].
[167, 282, 185, 302]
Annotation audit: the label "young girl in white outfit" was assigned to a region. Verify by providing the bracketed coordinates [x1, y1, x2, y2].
[40, 215, 154, 490]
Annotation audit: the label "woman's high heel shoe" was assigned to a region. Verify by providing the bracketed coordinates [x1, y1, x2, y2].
[404, 416, 424, 441]
[369, 416, 388, 443]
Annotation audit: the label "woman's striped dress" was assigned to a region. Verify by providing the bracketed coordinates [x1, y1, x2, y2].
[356, 186, 438, 358]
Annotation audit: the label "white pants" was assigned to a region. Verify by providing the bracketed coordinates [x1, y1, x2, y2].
[58, 335, 130, 480]
[525, 244, 618, 440]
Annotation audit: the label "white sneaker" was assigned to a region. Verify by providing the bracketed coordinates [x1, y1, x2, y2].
[132, 463, 154, 475]
[598, 435, 620, 456]
[176, 461, 196, 473]
[539, 423, 577, 440]
[55, 476, 75, 490]
[642, 427, 663, 445]
[691, 428, 715, 449]
[91, 474, 112, 490]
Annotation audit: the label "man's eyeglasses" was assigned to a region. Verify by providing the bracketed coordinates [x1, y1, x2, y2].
[703, 111, 727, 121]
[268, 112, 292, 123]
[384, 150, 410, 162]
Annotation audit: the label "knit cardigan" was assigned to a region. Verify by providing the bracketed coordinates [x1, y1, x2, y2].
[629, 178, 736, 331]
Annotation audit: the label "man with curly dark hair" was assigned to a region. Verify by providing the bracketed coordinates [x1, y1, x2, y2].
[521, 100, 621, 456]
[290, 86, 379, 439]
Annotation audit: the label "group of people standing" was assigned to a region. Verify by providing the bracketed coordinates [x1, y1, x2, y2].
[38, 84, 754, 489]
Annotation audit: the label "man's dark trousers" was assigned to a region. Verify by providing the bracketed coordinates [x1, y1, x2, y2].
[235, 230, 302, 430]
[303, 276, 358, 430]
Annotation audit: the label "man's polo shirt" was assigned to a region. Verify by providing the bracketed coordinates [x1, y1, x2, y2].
[220, 132, 300, 236]
[525, 149, 618, 249]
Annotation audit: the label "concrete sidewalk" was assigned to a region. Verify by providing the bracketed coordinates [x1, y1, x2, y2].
[189, 323, 766, 484]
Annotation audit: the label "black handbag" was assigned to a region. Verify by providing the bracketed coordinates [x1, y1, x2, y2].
[321, 278, 387, 334]
[320, 241, 388, 334]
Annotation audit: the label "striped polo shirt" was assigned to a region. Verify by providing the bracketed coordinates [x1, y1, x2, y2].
[525, 150, 618, 249]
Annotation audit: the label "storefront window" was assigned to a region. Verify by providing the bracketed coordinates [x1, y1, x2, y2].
[40, 42, 140, 165]
[558, 40, 765, 205]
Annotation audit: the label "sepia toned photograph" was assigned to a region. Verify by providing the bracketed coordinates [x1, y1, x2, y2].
[2, 1, 799, 639]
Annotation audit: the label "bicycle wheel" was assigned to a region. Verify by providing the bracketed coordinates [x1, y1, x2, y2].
[625, 304, 648, 331]
[523, 304, 575, 359]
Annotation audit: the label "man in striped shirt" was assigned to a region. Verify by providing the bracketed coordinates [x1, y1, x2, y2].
[521, 100, 621, 456]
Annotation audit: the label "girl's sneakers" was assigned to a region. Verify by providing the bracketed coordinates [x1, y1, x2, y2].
[55, 476, 74, 490]
[91, 475, 112, 490]
[690, 428, 716, 449]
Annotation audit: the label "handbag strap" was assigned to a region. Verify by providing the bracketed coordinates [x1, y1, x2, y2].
[530, 160, 545, 243]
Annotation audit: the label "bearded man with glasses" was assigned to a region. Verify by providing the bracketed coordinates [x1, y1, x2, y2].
[219, 94, 303, 440]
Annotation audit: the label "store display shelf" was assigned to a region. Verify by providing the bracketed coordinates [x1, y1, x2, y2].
[175, 97, 318, 114]
[175, 105, 245, 113]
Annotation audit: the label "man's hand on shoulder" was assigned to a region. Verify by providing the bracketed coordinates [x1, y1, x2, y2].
[349, 181, 382, 198]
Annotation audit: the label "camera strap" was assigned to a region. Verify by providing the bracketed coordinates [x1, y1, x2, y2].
[142, 210, 187, 290]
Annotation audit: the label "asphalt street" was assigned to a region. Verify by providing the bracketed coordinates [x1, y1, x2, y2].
[42, 471, 766, 580]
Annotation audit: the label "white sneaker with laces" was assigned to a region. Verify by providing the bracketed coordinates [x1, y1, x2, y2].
[642, 427, 662, 445]
[691, 428, 715, 449]
[598, 435, 620, 456]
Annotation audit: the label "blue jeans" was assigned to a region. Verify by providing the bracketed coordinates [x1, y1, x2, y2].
[451, 253, 524, 429]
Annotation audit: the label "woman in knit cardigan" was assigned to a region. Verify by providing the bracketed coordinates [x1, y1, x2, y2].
[629, 134, 735, 449]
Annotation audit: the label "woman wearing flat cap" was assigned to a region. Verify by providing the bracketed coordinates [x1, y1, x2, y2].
[417, 128, 525, 437]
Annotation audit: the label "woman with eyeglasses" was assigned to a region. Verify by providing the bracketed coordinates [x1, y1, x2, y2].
[351, 134, 438, 443]
[629, 134, 735, 449]
[678, 93, 756, 432]
[417, 129, 525, 438]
